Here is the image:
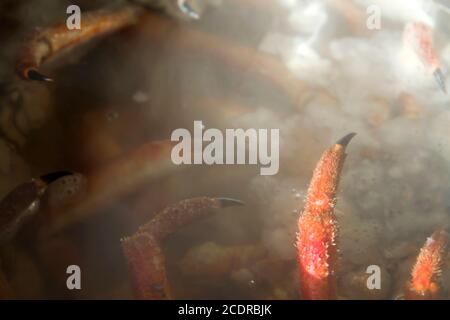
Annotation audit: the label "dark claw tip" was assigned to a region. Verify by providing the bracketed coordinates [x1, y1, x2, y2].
[336, 132, 357, 148]
[39, 171, 74, 184]
[217, 197, 245, 208]
[27, 69, 54, 82]
[433, 68, 447, 94]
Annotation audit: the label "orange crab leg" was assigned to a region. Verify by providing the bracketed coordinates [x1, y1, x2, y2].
[16, 5, 143, 82]
[405, 230, 448, 300]
[296, 133, 356, 300]
[403, 22, 446, 93]
[121, 197, 244, 299]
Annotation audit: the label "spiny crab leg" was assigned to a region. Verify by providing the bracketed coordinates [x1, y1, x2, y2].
[42, 140, 179, 236]
[0, 171, 73, 243]
[296, 133, 356, 300]
[403, 22, 447, 93]
[16, 5, 143, 82]
[121, 197, 244, 299]
[404, 229, 449, 300]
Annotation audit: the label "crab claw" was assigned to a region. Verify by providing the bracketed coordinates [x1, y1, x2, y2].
[404, 22, 446, 93]
[0, 171, 73, 243]
[26, 69, 54, 82]
[336, 132, 357, 148]
[433, 68, 447, 94]
[16, 6, 142, 82]
[122, 196, 244, 299]
[296, 133, 355, 300]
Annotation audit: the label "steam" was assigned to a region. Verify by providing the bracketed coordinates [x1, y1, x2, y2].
[249, 0, 450, 265]
[2, 0, 450, 298]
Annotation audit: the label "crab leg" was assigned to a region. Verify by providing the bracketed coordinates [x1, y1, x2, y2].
[137, 12, 310, 106]
[296, 133, 356, 300]
[121, 197, 244, 299]
[404, 230, 448, 300]
[16, 5, 143, 82]
[0, 171, 73, 243]
[403, 22, 446, 93]
[42, 140, 179, 236]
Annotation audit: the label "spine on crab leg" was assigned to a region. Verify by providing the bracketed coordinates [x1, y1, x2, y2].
[404, 230, 448, 300]
[296, 133, 356, 300]
[16, 5, 143, 82]
[403, 22, 446, 93]
[121, 197, 244, 299]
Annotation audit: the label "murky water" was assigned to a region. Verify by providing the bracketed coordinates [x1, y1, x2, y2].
[0, 0, 450, 300]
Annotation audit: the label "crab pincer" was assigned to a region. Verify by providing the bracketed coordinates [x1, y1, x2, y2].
[403, 22, 446, 93]
[16, 5, 143, 82]
[0, 171, 73, 243]
[121, 197, 244, 299]
[296, 133, 356, 300]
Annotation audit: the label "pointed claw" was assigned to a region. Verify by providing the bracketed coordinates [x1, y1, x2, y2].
[217, 197, 245, 208]
[296, 133, 354, 300]
[336, 132, 357, 148]
[27, 69, 53, 82]
[39, 171, 74, 185]
[433, 68, 447, 94]
[177, 0, 200, 19]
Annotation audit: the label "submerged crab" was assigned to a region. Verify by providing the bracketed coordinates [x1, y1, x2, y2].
[121, 197, 244, 299]
[296, 133, 449, 300]
[1, 1, 449, 300]
[113, 133, 448, 300]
